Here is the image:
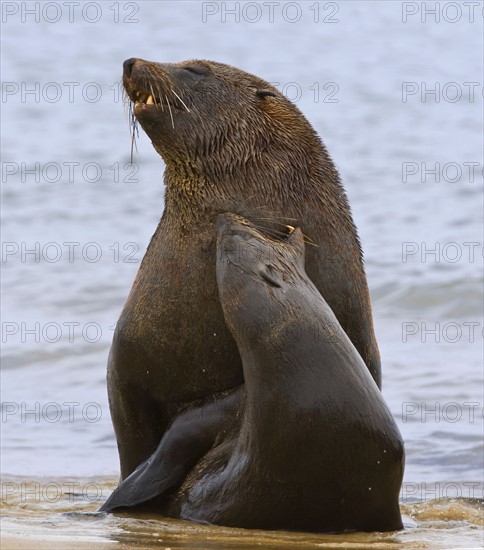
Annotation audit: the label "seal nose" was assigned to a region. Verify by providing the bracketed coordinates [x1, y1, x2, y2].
[123, 58, 138, 78]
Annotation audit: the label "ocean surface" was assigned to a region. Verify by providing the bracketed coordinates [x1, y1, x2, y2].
[1, 1, 483, 548]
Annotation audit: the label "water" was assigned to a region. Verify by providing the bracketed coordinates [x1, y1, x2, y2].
[1, 477, 483, 549]
[1, 1, 483, 547]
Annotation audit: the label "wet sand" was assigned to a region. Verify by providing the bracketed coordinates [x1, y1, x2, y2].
[1, 536, 122, 550]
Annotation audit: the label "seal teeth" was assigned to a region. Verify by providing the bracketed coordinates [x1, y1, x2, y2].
[132, 91, 152, 105]
[286, 225, 295, 234]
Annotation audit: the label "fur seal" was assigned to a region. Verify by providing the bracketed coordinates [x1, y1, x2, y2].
[108, 58, 381, 480]
[101, 214, 404, 533]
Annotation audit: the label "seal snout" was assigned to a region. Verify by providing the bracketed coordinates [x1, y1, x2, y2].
[123, 58, 139, 78]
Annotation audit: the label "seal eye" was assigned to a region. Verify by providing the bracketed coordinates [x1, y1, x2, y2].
[256, 89, 277, 99]
[260, 265, 283, 288]
[184, 64, 211, 77]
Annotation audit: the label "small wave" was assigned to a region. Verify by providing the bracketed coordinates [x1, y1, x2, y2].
[373, 277, 484, 318]
[401, 497, 484, 526]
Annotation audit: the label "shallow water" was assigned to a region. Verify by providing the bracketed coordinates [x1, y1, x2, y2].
[1, 477, 483, 549]
[1, 1, 483, 547]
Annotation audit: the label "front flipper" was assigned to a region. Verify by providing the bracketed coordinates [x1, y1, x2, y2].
[100, 386, 243, 512]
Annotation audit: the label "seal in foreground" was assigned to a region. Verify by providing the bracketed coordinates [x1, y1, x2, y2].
[109, 58, 382, 480]
[102, 214, 404, 533]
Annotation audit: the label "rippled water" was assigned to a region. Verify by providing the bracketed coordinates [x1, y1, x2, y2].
[1, 1, 483, 547]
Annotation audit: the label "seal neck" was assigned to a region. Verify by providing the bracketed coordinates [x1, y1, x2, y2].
[162, 146, 332, 228]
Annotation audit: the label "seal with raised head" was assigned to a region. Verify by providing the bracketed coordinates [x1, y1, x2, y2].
[102, 214, 404, 533]
[108, 58, 382, 480]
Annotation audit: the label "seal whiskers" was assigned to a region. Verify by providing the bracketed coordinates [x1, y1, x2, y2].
[127, 102, 139, 163]
[165, 94, 175, 129]
[149, 83, 157, 106]
[155, 82, 165, 112]
[172, 90, 191, 113]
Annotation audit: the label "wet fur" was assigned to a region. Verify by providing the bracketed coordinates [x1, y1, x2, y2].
[102, 214, 403, 533]
[108, 58, 381, 481]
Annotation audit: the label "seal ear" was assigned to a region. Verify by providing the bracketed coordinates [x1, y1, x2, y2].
[256, 89, 277, 99]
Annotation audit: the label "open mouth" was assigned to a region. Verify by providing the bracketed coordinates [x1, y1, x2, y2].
[128, 88, 186, 112]
[131, 90, 160, 107]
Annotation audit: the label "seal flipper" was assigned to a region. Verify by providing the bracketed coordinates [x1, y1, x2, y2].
[100, 386, 243, 512]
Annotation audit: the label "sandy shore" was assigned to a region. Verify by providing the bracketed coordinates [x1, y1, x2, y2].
[1, 536, 117, 550]
[0, 535, 165, 550]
